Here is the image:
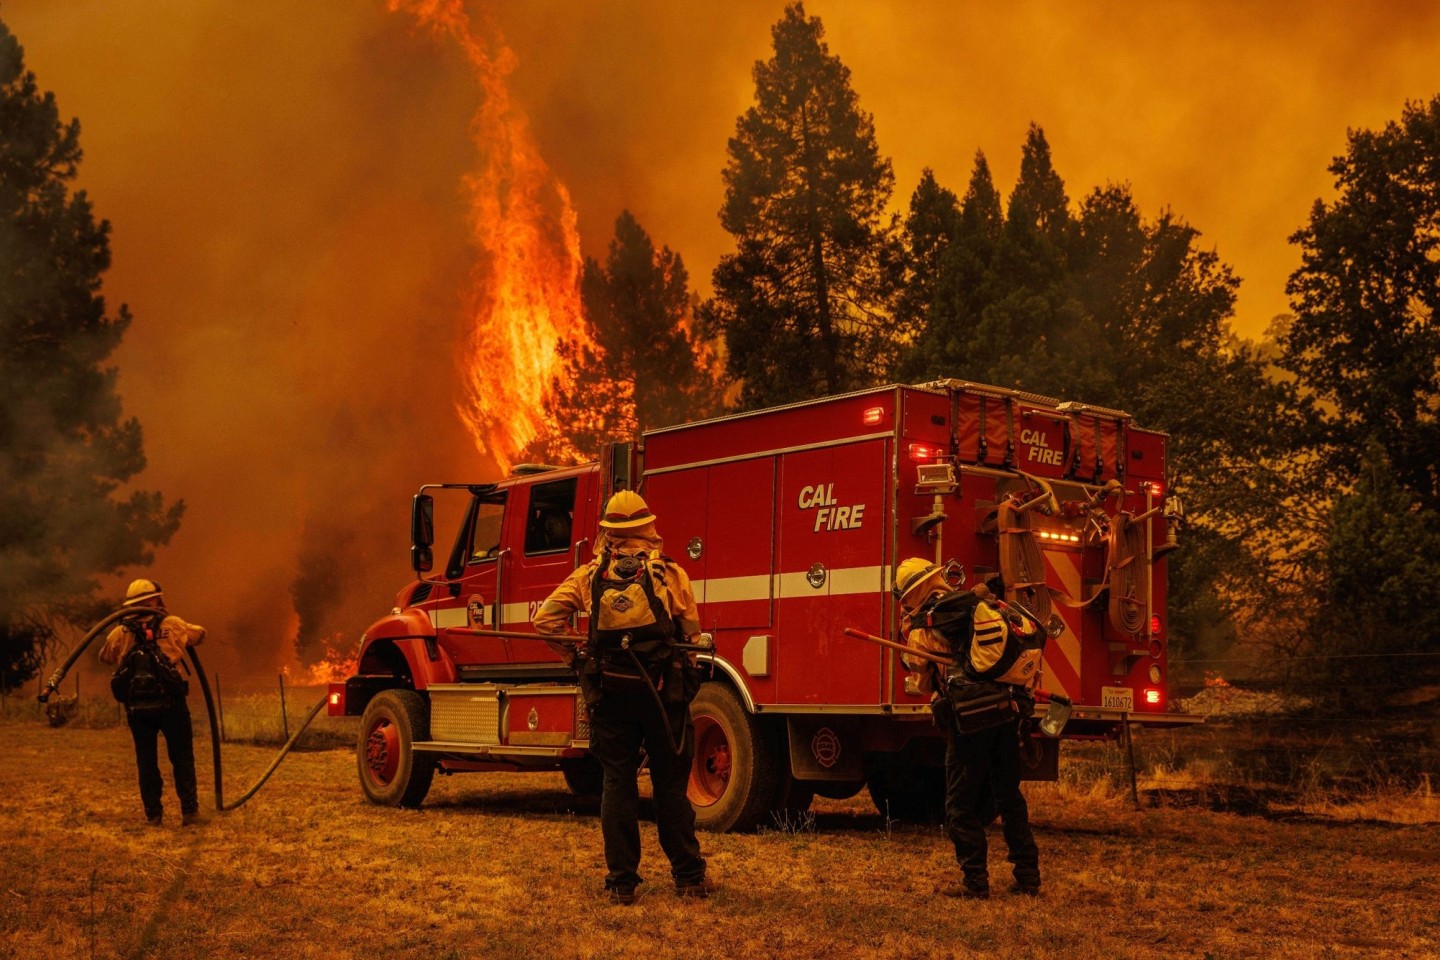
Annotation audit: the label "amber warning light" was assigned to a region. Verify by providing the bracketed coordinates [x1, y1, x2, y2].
[327, 683, 345, 717]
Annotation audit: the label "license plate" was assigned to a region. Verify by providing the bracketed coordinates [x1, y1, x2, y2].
[1101, 686, 1134, 711]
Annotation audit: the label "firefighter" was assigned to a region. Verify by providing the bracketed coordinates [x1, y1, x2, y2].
[895, 558, 1041, 899]
[532, 490, 712, 905]
[98, 579, 206, 827]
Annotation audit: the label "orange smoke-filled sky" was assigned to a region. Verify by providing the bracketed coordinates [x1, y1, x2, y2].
[7, 0, 1439, 678]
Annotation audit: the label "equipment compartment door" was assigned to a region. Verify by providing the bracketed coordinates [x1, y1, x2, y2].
[775, 440, 889, 704]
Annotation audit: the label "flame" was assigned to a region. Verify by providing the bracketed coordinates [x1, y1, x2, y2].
[390, 0, 586, 471]
[283, 633, 361, 686]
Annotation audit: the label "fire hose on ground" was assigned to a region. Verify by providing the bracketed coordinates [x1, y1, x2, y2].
[38, 605, 328, 813]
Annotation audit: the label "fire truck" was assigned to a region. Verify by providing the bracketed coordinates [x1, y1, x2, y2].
[329, 380, 1194, 831]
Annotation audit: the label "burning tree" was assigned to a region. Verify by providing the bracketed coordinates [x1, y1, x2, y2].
[528, 211, 720, 462]
[0, 16, 182, 692]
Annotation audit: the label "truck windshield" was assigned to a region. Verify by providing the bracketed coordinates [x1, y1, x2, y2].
[468, 496, 507, 563]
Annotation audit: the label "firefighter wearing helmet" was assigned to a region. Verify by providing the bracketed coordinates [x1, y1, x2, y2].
[533, 490, 712, 905]
[895, 557, 1042, 899]
[97, 579, 207, 826]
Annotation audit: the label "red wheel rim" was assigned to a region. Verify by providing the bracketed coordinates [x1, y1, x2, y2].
[688, 714, 732, 806]
[365, 717, 400, 786]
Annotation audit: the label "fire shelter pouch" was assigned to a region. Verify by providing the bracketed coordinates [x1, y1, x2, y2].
[945, 679, 1018, 734]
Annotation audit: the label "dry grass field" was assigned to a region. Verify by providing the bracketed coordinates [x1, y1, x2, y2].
[3, 714, 1437, 960]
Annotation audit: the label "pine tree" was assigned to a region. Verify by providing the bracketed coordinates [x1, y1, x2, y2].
[892, 168, 960, 352]
[703, 2, 898, 409]
[528, 211, 717, 462]
[0, 17, 183, 691]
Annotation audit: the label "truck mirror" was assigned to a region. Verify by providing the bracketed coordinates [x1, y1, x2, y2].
[411, 495, 435, 573]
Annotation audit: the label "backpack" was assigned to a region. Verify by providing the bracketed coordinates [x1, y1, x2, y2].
[110, 617, 189, 715]
[587, 550, 678, 694]
[913, 589, 1045, 687]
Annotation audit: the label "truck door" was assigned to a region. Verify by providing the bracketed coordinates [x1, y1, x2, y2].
[504, 472, 597, 662]
[775, 440, 890, 704]
[431, 488, 509, 666]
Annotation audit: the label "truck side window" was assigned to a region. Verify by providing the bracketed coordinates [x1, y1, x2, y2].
[468, 497, 507, 564]
[524, 477, 577, 556]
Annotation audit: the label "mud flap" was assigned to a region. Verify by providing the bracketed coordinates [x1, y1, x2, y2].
[1019, 734, 1060, 781]
[786, 716, 865, 782]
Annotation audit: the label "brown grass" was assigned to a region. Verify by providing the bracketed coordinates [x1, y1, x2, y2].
[4, 717, 1438, 960]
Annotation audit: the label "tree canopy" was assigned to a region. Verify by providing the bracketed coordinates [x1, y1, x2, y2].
[0, 17, 182, 690]
[529, 210, 717, 462]
[703, 2, 898, 409]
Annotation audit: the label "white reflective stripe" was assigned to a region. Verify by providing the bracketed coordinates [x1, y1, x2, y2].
[829, 565, 889, 596]
[431, 607, 468, 628]
[502, 603, 533, 626]
[696, 574, 771, 604]
[690, 565, 892, 602]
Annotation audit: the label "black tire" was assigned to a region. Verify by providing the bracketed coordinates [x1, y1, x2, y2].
[687, 682, 778, 832]
[561, 756, 604, 798]
[358, 689, 435, 808]
[866, 764, 946, 823]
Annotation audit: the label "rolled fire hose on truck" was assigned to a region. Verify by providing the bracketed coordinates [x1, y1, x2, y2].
[38, 605, 327, 812]
[996, 476, 1151, 637]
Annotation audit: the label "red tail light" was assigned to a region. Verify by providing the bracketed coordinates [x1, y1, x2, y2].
[908, 442, 942, 462]
[327, 682, 346, 716]
[1144, 688, 1162, 706]
[862, 406, 885, 426]
[1143, 480, 1165, 497]
[1150, 614, 1161, 636]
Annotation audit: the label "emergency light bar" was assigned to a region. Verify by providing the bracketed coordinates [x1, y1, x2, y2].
[862, 406, 885, 426]
[907, 442, 943, 462]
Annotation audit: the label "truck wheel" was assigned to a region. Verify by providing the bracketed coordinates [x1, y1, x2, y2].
[358, 689, 435, 808]
[561, 756, 604, 798]
[687, 682, 777, 832]
[865, 765, 946, 823]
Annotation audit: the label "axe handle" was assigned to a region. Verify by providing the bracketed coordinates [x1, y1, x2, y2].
[842, 628, 955, 666]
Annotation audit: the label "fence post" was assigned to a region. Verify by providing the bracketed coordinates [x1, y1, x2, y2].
[278, 673, 290, 742]
[215, 672, 226, 743]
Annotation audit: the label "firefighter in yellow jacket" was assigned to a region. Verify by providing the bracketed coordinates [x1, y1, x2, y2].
[896, 558, 1041, 899]
[98, 579, 206, 826]
[533, 490, 711, 905]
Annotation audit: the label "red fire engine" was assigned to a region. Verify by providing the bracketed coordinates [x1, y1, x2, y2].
[329, 380, 1194, 830]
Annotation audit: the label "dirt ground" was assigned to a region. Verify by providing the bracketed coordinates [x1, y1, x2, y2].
[3, 718, 1437, 960]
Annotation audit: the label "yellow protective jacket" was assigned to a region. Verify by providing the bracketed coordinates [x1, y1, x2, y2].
[900, 586, 953, 698]
[99, 614, 206, 669]
[532, 531, 701, 660]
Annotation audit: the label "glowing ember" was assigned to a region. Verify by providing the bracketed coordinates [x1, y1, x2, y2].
[390, 0, 587, 471]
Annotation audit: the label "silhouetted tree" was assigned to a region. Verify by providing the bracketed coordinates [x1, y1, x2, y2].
[1279, 96, 1440, 698]
[1282, 95, 1440, 511]
[529, 211, 718, 462]
[0, 17, 183, 691]
[703, 2, 898, 408]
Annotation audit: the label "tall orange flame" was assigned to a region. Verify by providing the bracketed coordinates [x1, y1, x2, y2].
[389, 0, 586, 471]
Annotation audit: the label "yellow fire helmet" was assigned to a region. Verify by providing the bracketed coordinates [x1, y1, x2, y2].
[599, 490, 656, 530]
[893, 558, 944, 604]
[122, 578, 163, 606]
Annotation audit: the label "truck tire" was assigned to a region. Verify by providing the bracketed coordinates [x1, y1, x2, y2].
[865, 764, 946, 823]
[358, 689, 435, 808]
[687, 682, 777, 832]
[561, 756, 604, 798]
